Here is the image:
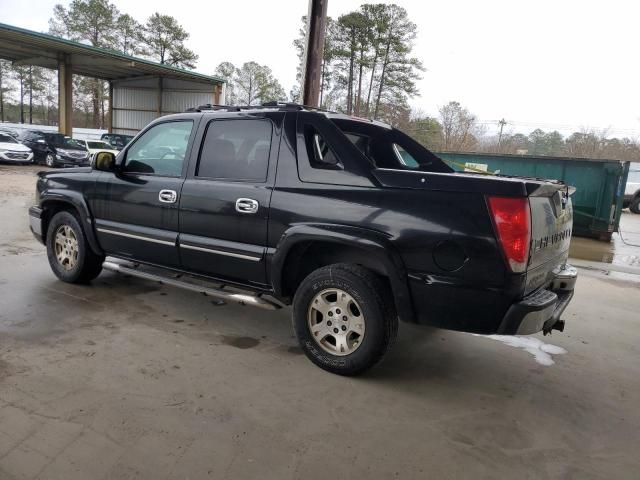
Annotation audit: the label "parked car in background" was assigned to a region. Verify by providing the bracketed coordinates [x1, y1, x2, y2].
[19, 130, 90, 167]
[75, 139, 119, 163]
[0, 132, 33, 164]
[0, 127, 19, 140]
[101, 133, 134, 151]
[623, 168, 640, 214]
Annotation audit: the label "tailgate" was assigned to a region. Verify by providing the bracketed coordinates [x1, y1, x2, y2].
[525, 186, 573, 294]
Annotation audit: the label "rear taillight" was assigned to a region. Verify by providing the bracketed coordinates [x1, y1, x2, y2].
[487, 196, 531, 273]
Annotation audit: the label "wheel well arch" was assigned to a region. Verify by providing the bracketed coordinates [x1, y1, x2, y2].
[279, 241, 389, 297]
[40, 200, 79, 242]
[275, 238, 416, 323]
[39, 198, 103, 255]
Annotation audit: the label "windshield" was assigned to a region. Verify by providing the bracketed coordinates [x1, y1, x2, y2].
[0, 134, 18, 143]
[44, 134, 84, 149]
[88, 141, 113, 149]
[330, 118, 452, 173]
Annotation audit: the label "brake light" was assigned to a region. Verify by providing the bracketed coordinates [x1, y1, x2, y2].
[487, 196, 531, 273]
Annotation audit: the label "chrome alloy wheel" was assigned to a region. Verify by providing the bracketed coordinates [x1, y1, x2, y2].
[54, 225, 79, 270]
[46, 153, 55, 167]
[307, 288, 366, 356]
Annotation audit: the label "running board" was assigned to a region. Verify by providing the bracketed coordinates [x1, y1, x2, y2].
[102, 260, 282, 310]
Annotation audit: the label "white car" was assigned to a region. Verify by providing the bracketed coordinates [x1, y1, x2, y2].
[0, 132, 33, 164]
[623, 168, 640, 214]
[75, 139, 119, 163]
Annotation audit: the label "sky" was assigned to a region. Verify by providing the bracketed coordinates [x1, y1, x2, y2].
[1, 0, 639, 137]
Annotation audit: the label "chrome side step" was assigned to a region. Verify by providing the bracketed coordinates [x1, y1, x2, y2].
[102, 260, 282, 310]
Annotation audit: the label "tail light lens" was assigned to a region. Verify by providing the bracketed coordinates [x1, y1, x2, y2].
[487, 196, 531, 273]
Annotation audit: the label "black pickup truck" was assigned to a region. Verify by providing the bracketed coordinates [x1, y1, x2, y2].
[28, 103, 577, 375]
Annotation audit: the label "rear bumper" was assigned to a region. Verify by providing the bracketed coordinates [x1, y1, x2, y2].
[497, 264, 577, 335]
[29, 206, 44, 244]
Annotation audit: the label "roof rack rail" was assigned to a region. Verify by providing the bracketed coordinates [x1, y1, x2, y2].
[263, 101, 337, 113]
[185, 104, 241, 112]
[186, 102, 336, 114]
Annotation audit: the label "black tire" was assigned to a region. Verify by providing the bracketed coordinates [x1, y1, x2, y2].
[292, 263, 398, 376]
[46, 211, 104, 283]
[630, 197, 640, 214]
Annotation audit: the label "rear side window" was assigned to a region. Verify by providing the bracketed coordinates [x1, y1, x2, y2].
[197, 119, 272, 181]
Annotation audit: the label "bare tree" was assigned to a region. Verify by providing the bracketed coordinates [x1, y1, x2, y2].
[438, 101, 478, 151]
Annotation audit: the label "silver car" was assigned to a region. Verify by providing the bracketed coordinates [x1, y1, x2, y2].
[0, 132, 33, 164]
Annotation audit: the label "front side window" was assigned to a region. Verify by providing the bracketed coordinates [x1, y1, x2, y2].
[197, 119, 272, 181]
[124, 121, 193, 176]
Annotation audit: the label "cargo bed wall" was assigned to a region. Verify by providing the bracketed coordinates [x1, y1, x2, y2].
[437, 152, 630, 241]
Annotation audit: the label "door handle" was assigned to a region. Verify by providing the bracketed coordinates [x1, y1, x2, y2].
[235, 198, 259, 214]
[158, 189, 177, 204]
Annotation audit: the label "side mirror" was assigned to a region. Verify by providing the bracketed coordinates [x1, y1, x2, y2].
[94, 151, 116, 171]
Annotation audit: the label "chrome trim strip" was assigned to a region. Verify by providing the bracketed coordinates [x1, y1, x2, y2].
[180, 243, 261, 261]
[96, 228, 175, 246]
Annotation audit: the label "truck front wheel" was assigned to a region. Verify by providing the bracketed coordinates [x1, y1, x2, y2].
[292, 264, 398, 376]
[630, 196, 640, 214]
[46, 211, 104, 283]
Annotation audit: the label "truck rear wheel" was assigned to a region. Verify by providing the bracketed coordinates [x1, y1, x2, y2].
[630, 197, 640, 214]
[46, 211, 104, 283]
[292, 264, 398, 376]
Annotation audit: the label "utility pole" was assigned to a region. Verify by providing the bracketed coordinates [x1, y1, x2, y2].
[497, 118, 507, 150]
[301, 0, 328, 107]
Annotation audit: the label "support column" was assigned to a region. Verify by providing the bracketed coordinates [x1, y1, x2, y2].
[57, 54, 72, 135]
[107, 81, 113, 133]
[157, 77, 163, 118]
[213, 84, 222, 104]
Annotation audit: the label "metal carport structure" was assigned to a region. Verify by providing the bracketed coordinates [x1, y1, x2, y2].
[0, 22, 225, 136]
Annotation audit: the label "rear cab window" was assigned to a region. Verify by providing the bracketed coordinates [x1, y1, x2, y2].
[329, 117, 452, 173]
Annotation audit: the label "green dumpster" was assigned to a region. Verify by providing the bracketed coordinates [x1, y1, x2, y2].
[436, 151, 631, 241]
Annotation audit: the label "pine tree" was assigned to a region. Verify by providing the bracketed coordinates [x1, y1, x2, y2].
[292, 4, 423, 123]
[216, 62, 285, 106]
[0, 60, 15, 123]
[142, 13, 198, 69]
[115, 14, 145, 56]
[49, 0, 119, 128]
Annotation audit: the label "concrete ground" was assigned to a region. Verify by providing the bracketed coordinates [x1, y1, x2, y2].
[1, 164, 639, 480]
